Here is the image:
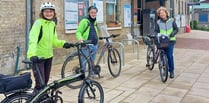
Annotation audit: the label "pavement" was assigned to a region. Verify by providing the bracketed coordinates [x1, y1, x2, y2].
[1, 30, 209, 103]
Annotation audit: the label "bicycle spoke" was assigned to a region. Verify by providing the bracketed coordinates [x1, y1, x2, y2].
[78, 80, 104, 103]
[83, 86, 101, 102]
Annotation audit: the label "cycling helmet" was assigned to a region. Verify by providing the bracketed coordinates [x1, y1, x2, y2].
[88, 6, 98, 13]
[40, 2, 55, 11]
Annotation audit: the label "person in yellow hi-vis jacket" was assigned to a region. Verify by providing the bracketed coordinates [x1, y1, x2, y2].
[27, 2, 72, 92]
[155, 7, 178, 79]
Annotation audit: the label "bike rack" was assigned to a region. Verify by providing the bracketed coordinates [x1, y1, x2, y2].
[110, 42, 125, 66]
[99, 24, 125, 66]
[122, 39, 139, 60]
[101, 42, 125, 66]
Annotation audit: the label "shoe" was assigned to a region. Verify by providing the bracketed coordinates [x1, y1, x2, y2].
[170, 72, 174, 79]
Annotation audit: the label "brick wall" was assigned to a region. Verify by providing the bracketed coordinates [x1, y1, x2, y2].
[0, 0, 26, 75]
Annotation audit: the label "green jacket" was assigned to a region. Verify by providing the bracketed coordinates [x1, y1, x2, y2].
[76, 18, 99, 41]
[27, 18, 66, 59]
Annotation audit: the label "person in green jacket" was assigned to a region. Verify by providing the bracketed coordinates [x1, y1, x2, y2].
[27, 2, 72, 92]
[76, 6, 99, 77]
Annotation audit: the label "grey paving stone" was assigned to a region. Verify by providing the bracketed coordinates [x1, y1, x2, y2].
[161, 87, 188, 98]
[188, 88, 209, 98]
[152, 94, 182, 103]
[181, 95, 209, 103]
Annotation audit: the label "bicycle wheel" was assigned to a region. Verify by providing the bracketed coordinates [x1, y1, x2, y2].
[78, 80, 104, 103]
[61, 52, 91, 89]
[1, 92, 32, 103]
[159, 53, 169, 83]
[32, 93, 63, 103]
[146, 46, 155, 70]
[107, 48, 121, 77]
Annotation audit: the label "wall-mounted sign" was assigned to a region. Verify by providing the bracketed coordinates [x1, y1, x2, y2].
[123, 4, 131, 27]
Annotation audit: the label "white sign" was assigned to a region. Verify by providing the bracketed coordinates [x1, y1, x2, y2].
[175, 15, 181, 28]
[181, 15, 186, 27]
[64, 0, 78, 30]
[123, 4, 131, 27]
[93, 0, 104, 23]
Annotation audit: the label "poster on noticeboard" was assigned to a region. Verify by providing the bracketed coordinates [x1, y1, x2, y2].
[64, 0, 78, 30]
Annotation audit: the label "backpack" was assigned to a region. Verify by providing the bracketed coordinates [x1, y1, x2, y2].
[37, 25, 56, 44]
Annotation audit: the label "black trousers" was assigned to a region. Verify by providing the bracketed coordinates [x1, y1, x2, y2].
[32, 57, 53, 90]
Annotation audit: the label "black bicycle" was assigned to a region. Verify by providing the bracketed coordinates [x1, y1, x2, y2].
[1, 49, 104, 102]
[143, 33, 170, 83]
[61, 34, 121, 89]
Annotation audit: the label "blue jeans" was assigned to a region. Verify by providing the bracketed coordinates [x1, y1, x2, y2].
[164, 43, 174, 73]
[81, 44, 98, 72]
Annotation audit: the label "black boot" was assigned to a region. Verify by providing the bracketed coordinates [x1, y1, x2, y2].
[170, 72, 174, 79]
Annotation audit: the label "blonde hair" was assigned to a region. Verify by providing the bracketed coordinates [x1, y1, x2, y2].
[156, 6, 169, 17]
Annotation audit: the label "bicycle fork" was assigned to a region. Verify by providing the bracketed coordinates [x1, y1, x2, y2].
[108, 46, 118, 64]
[85, 79, 96, 99]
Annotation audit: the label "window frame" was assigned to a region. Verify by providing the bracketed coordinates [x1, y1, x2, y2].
[106, 0, 121, 27]
[199, 13, 208, 23]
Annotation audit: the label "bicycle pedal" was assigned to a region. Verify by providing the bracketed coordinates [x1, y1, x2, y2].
[146, 64, 150, 67]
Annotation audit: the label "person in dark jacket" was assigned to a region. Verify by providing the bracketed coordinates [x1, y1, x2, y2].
[155, 6, 178, 78]
[76, 6, 99, 77]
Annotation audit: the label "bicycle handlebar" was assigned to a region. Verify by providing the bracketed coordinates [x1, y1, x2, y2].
[99, 34, 120, 40]
[70, 40, 93, 48]
[147, 34, 156, 38]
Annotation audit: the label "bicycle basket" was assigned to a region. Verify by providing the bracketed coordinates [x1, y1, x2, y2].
[0, 72, 32, 93]
[156, 34, 170, 49]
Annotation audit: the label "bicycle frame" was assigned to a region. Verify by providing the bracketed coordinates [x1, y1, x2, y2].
[95, 40, 111, 65]
[22, 60, 86, 103]
[29, 72, 85, 103]
[150, 40, 167, 65]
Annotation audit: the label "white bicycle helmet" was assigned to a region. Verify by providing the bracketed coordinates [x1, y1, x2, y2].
[40, 2, 55, 11]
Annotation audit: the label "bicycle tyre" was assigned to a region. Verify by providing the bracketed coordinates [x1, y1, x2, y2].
[32, 93, 63, 103]
[1, 92, 32, 103]
[61, 52, 91, 89]
[146, 46, 155, 70]
[107, 48, 121, 77]
[78, 80, 104, 103]
[159, 53, 169, 83]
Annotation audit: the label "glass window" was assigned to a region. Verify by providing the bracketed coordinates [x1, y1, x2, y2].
[78, 0, 89, 24]
[199, 13, 208, 23]
[137, 0, 142, 24]
[106, 0, 120, 27]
